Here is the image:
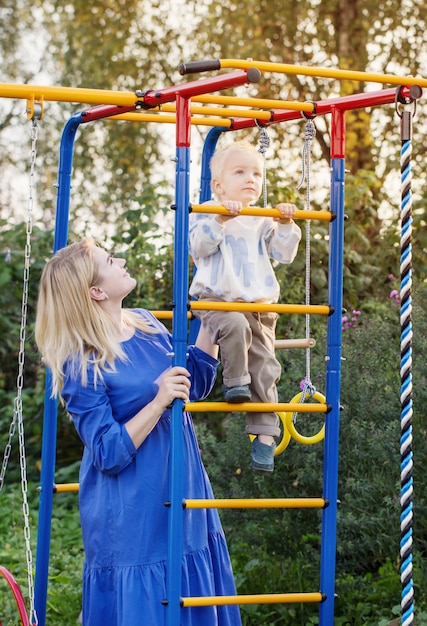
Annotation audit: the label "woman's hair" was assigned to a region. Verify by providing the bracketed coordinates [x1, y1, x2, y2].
[35, 238, 156, 397]
[209, 140, 263, 189]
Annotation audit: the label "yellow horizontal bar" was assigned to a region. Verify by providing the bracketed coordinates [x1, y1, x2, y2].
[190, 301, 330, 315]
[192, 94, 316, 111]
[184, 497, 326, 509]
[110, 113, 233, 127]
[54, 483, 79, 493]
[275, 338, 316, 349]
[218, 59, 427, 88]
[188, 106, 272, 119]
[0, 83, 141, 106]
[182, 592, 323, 607]
[192, 205, 333, 221]
[186, 401, 327, 412]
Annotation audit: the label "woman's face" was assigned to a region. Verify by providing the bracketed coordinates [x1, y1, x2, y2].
[90, 247, 136, 302]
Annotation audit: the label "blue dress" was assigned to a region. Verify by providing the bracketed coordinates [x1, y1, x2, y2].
[61, 310, 241, 626]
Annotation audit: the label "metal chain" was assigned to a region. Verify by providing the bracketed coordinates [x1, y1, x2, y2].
[0, 117, 39, 625]
[297, 118, 316, 388]
[256, 123, 271, 208]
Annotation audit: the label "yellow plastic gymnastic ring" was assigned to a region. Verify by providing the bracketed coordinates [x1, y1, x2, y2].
[248, 412, 291, 456]
[285, 391, 326, 445]
[275, 412, 292, 455]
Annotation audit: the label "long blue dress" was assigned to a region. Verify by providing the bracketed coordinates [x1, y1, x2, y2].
[61, 309, 241, 626]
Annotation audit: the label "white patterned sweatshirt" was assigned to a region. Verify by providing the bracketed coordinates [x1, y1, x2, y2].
[189, 213, 302, 303]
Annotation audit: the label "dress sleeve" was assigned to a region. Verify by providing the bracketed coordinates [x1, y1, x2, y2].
[186, 345, 219, 401]
[62, 364, 137, 476]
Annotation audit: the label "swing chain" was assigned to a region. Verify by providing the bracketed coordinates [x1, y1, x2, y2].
[0, 118, 39, 625]
[256, 121, 271, 208]
[296, 118, 316, 387]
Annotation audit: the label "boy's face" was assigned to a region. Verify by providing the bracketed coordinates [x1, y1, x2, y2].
[212, 149, 263, 205]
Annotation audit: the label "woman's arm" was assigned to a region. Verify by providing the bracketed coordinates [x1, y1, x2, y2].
[63, 364, 191, 472]
[124, 366, 191, 448]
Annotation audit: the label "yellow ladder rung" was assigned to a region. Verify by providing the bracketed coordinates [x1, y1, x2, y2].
[186, 401, 328, 412]
[190, 301, 331, 315]
[181, 592, 324, 607]
[275, 337, 316, 349]
[183, 497, 326, 509]
[192, 204, 333, 222]
[54, 483, 79, 493]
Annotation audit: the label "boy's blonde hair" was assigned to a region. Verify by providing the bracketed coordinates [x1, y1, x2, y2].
[209, 140, 264, 189]
[35, 238, 156, 397]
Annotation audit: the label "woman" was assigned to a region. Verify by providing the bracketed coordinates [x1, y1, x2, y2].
[35, 239, 241, 626]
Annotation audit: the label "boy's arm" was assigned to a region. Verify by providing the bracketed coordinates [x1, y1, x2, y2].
[189, 201, 242, 258]
[266, 204, 302, 263]
[189, 212, 225, 258]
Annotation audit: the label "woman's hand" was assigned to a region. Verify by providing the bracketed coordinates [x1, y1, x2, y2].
[125, 366, 191, 449]
[156, 366, 191, 408]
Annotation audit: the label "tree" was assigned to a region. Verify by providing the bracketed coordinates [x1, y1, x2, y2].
[189, 0, 427, 305]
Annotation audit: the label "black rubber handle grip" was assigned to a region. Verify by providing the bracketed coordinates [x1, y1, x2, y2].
[179, 60, 221, 75]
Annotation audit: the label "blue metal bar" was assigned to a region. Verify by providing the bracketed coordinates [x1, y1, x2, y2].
[319, 155, 345, 625]
[53, 113, 83, 251]
[166, 95, 191, 626]
[188, 126, 227, 345]
[33, 371, 57, 626]
[199, 126, 227, 203]
[34, 113, 83, 626]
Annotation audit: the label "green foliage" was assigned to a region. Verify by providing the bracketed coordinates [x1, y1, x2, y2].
[194, 288, 427, 625]
[0, 482, 83, 626]
[1, 218, 427, 625]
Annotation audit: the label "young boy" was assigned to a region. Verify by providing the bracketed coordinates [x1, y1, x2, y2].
[189, 141, 301, 472]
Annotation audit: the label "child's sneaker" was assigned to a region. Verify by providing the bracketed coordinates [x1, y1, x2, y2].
[250, 437, 276, 473]
[222, 384, 251, 403]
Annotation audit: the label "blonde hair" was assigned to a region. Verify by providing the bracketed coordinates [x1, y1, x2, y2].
[35, 238, 156, 397]
[209, 140, 264, 189]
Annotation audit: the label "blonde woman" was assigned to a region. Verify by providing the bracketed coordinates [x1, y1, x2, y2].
[35, 239, 241, 626]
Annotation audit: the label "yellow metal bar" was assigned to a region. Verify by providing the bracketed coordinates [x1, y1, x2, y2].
[192, 94, 316, 111]
[183, 497, 326, 509]
[218, 59, 427, 88]
[190, 301, 331, 315]
[54, 483, 79, 493]
[181, 592, 323, 607]
[275, 338, 316, 349]
[116, 96, 315, 114]
[110, 113, 233, 127]
[192, 205, 333, 221]
[186, 401, 327, 412]
[149, 311, 196, 319]
[0, 83, 142, 106]
[186, 106, 272, 119]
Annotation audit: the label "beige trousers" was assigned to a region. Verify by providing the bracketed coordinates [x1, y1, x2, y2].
[195, 295, 282, 437]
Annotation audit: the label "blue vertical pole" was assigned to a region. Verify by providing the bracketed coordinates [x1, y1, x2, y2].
[319, 107, 345, 625]
[34, 113, 82, 626]
[199, 126, 226, 203]
[188, 126, 226, 345]
[166, 94, 191, 626]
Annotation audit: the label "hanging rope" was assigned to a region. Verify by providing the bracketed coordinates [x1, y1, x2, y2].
[0, 111, 41, 626]
[396, 92, 415, 626]
[256, 121, 271, 208]
[296, 117, 317, 402]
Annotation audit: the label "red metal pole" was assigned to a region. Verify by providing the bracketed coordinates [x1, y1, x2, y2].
[141, 68, 261, 108]
[330, 106, 346, 159]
